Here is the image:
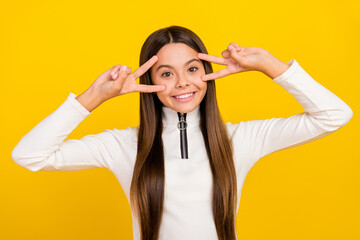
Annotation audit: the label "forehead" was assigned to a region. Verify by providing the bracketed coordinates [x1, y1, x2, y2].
[155, 43, 198, 64]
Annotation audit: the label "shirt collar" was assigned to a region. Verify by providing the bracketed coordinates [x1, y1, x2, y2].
[162, 105, 201, 125]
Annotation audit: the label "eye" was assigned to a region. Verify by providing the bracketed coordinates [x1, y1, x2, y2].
[161, 67, 198, 77]
[189, 67, 198, 72]
[161, 72, 172, 77]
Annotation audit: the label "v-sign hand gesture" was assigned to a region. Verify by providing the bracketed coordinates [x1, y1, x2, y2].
[91, 55, 165, 102]
[198, 42, 271, 81]
[76, 55, 166, 112]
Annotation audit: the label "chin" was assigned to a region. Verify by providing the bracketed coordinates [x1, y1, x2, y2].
[173, 104, 198, 113]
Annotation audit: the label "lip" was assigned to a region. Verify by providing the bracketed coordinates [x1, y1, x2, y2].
[172, 91, 197, 102]
[172, 91, 196, 97]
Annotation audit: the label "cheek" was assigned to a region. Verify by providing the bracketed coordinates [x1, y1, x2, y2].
[150, 75, 159, 85]
[156, 91, 165, 99]
[203, 83, 208, 92]
[195, 78, 207, 91]
[156, 88, 172, 102]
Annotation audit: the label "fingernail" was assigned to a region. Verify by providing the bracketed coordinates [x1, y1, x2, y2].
[114, 74, 118, 78]
[121, 65, 127, 71]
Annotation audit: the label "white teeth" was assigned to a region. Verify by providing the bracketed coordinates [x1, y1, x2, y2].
[174, 92, 194, 99]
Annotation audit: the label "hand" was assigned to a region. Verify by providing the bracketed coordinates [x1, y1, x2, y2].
[198, 42, 270, 81]
[90, 55, 165, 101]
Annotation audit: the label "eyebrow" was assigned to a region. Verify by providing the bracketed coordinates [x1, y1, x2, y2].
[156, 58, 201, 72]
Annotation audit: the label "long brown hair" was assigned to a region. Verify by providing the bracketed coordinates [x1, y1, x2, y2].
[130, 25, 237, 240]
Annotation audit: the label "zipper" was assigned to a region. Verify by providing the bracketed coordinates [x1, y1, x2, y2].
[177, 112, 188, 159]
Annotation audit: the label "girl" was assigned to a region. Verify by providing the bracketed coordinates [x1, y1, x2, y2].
[11, 25, 353, 240]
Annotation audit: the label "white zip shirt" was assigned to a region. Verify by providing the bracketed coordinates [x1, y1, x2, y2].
[11, 59, 353, 240]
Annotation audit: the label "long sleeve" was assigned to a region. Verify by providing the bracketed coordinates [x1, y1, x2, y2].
[226, 59, 353, 168]
[11, 92, 137, 172]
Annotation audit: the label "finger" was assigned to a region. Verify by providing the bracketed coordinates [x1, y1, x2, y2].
[222, 50, 230, 59]
[228, 45, 243, 63]
[113, 66, 132, 79]
[110, 64, 122, 79]
[201, 68, 231, 81]
[129, 55, 158, 81]
[197, 53, 227, 65]
[229, 42, 242, 51]
[229, 42, 238, 49]
[231, 42, 243, 51]
[136, 84, 166, 93]
[114, 65, 129, 89]
[222, 45, 242, 59]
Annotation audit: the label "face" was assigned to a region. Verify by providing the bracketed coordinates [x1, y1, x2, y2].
[150, 43, 207, 114]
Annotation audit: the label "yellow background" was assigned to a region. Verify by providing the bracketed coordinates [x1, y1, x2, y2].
[1, 0, 359, 239]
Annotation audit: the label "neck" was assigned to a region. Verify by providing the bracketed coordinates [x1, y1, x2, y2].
[161, 105, 201, 126]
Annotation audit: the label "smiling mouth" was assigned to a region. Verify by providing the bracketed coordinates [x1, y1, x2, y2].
[172, 92, 196, 99]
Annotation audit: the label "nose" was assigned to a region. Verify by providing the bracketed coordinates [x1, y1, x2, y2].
[176, 75, 190, 88]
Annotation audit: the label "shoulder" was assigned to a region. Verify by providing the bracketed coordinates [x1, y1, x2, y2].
[107, 126, 139, 143]
[225, 119, 266, 133]
[225, 121, 243, 137]
[88, 126, 138, 153]
[225, 120, 265, 142]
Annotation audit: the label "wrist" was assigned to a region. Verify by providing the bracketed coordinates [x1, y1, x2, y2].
[260, 53, 290, 79]
[75, 87, 105, 112]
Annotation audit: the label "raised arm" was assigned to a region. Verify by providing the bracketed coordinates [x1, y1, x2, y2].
[229, 58, 352, 163]
[199, 43, 353, 167]
[11, 56, 163, 172]
[11, 92, 138, 172]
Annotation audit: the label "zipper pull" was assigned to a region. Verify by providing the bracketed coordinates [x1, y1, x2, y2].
[178, 113, 187, 130]
[177, 112, 188, 159]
